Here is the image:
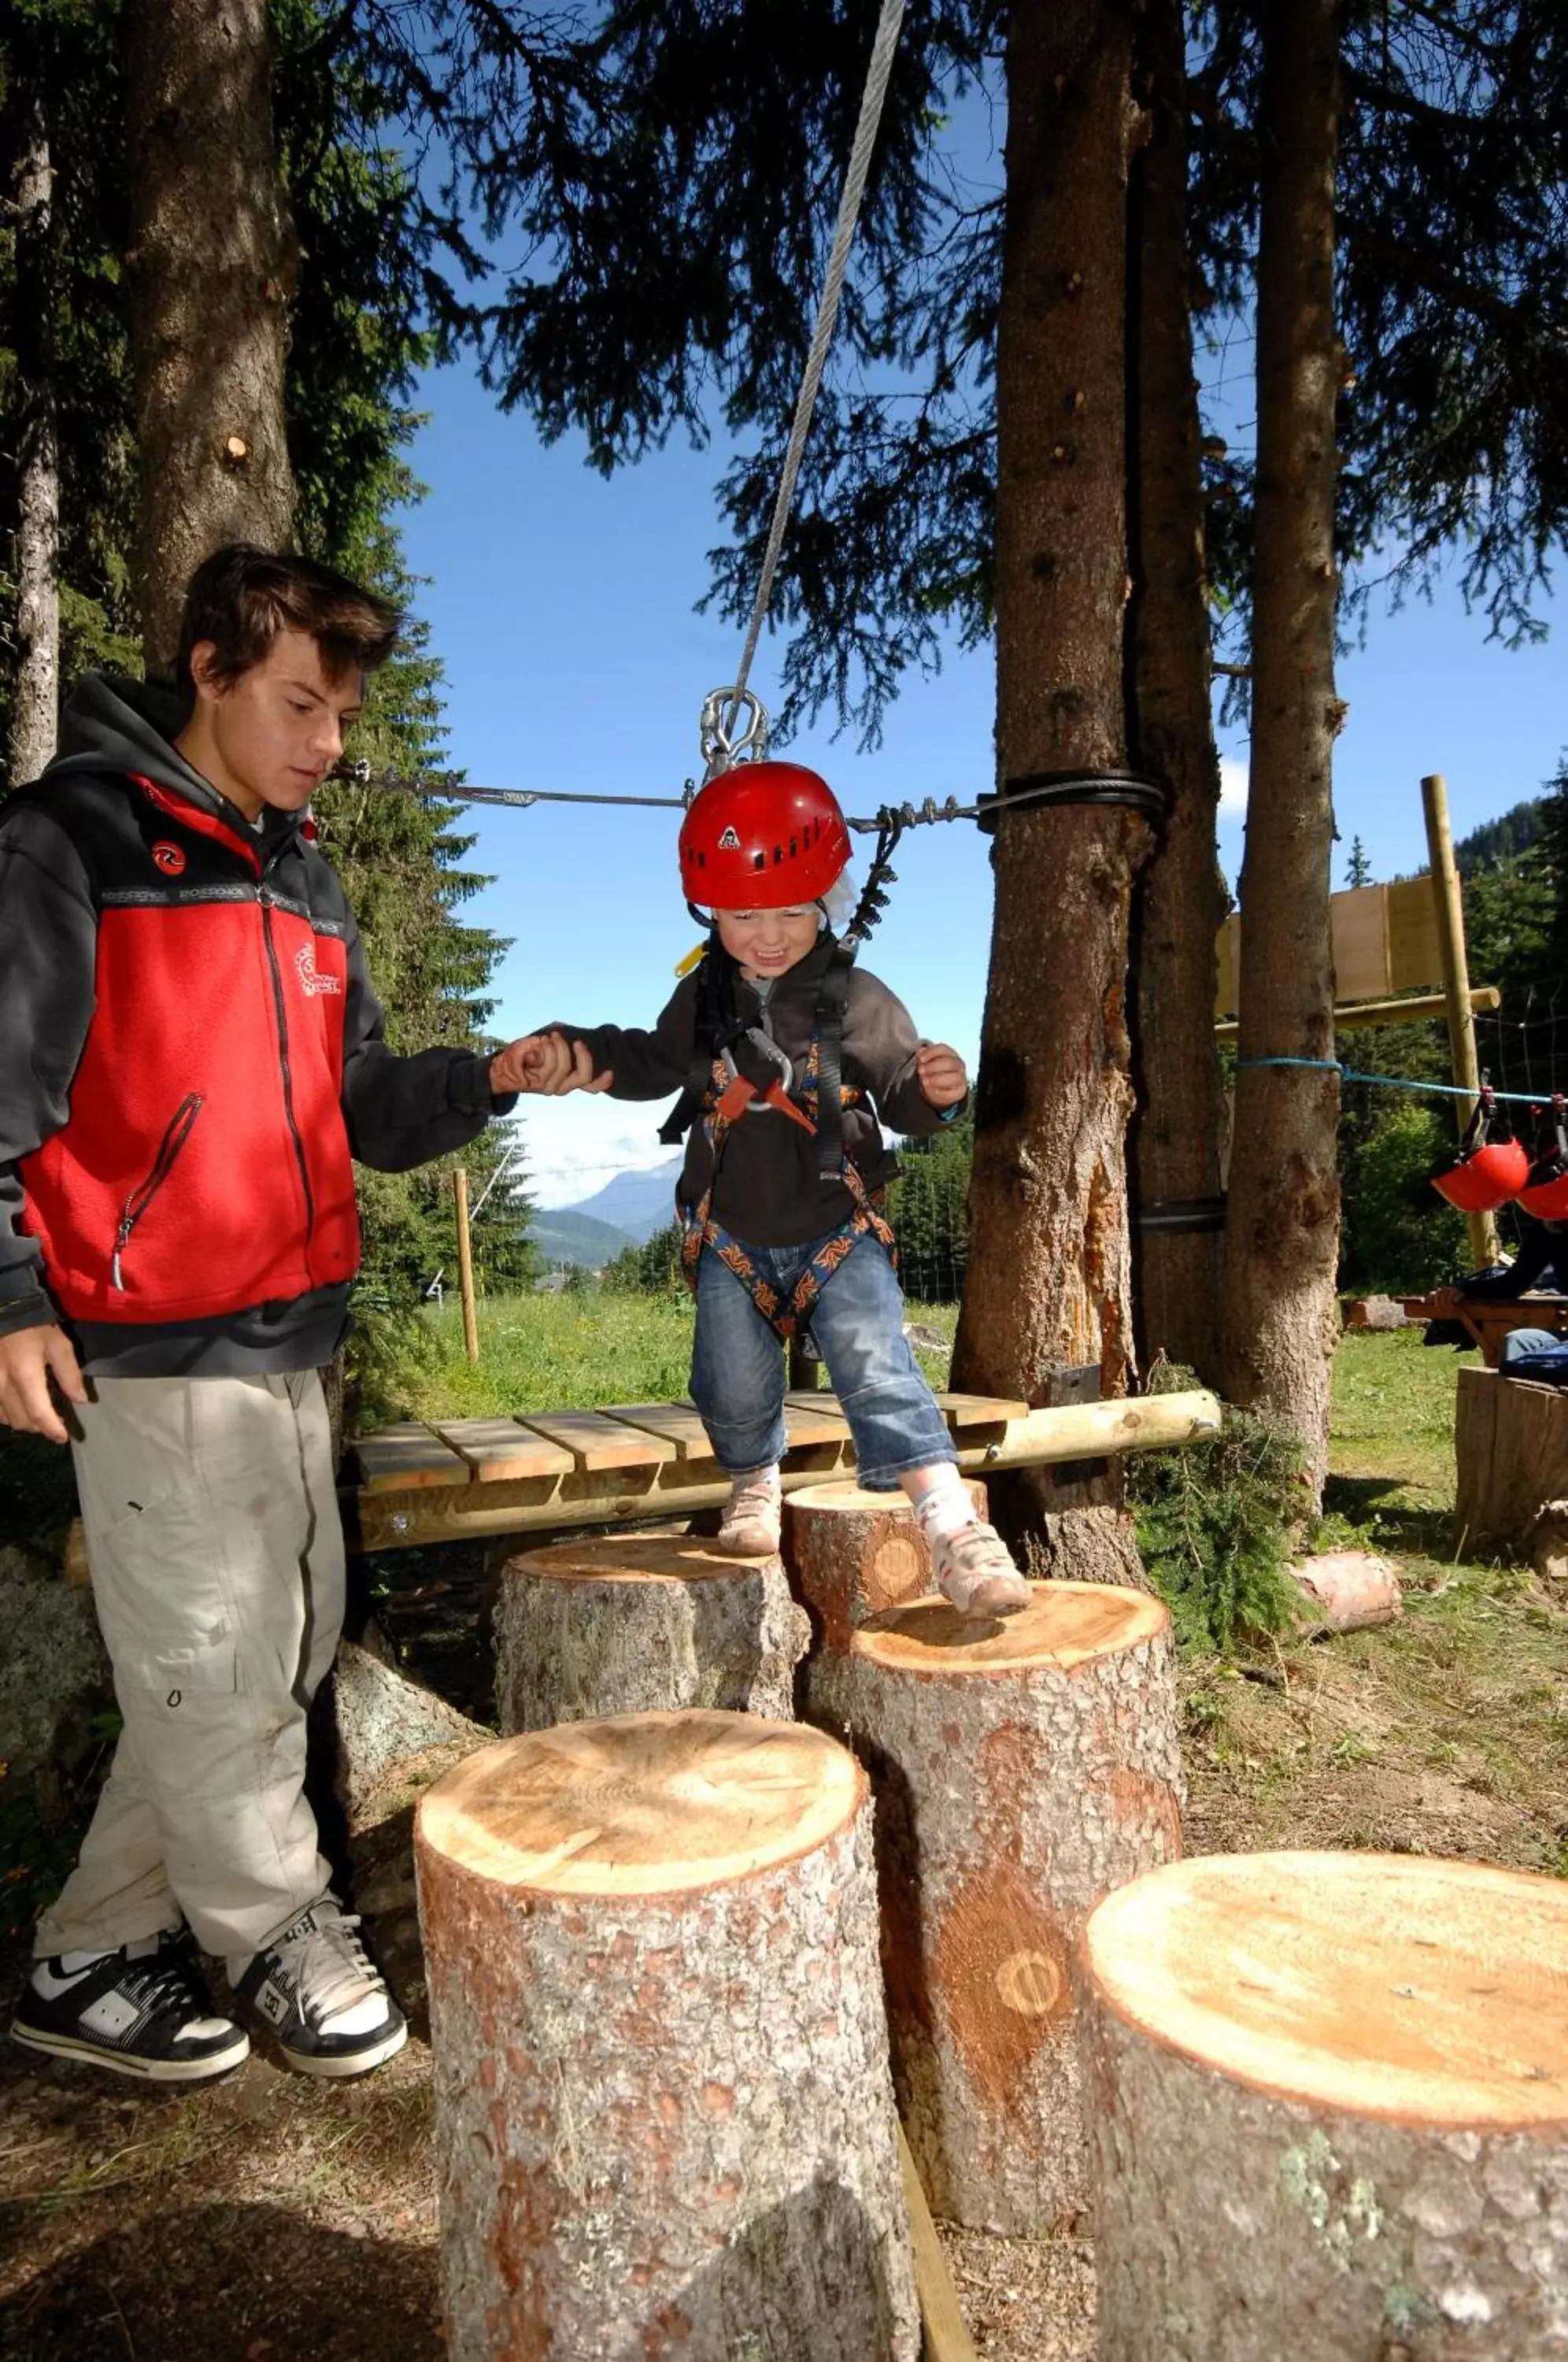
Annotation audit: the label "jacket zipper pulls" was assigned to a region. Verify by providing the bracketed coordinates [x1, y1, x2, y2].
[110, 1092, 204, 1291]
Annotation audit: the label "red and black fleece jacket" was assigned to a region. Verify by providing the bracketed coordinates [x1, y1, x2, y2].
[0, 672, 508, 1379]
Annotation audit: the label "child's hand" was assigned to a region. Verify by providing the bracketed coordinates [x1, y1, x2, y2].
[491, 1031, 612, 1098]
[916, 1042, 968, 1110]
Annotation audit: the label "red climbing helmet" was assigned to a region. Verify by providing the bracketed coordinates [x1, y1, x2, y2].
[679, 761, 852, 910]
[1432, 1091, 1529, 1212]
[1518, 1102, 1568, 1218]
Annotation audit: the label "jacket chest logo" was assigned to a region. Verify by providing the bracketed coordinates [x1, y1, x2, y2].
[151, 841, 187, 876]
[294, 944, 342, 998]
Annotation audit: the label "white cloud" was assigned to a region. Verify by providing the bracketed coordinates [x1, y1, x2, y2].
[511, 1090, 682, 1209]
[1219, 756, 1249, 817]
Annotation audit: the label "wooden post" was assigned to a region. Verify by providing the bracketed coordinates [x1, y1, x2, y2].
[494, 1535, 809, 1731]
[1084, 1850, 1568, 2361]
[784, 1478, 989, 1649]
[452, 1164, 479, 1364]
[416, 1712, 919, 2360]
[810, 1584, 1183, 2234]
[1422, 772, 1498, 1268]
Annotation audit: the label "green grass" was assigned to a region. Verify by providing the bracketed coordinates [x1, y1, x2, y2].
[401, 1291, 959, 1420]
[1324, 1327, 1481, 1561]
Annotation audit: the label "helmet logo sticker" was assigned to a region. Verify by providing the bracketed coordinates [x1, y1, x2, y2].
[718, 825, 741, 850]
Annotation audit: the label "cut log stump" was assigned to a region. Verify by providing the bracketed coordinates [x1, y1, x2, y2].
[1455, 1363, 1568, 1562]
[809, 1583, 1182, 2234]
[493, 1534, 810, 1731]
[415, 1709, 919, 2362]
[1084, 1850, 1568, 2362]
[784, 1478, 989, 1648]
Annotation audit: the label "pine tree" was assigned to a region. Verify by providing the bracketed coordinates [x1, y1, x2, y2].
[1345, 835, 1372, 887]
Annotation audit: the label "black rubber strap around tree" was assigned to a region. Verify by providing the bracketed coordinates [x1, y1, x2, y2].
[974, 769, 1168, 834]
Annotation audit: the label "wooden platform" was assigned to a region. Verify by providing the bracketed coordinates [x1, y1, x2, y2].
[349, 1386, 1222, 1553]
[1400, 1294, 1568, 1367]
[62, 1386, 1221, 1577]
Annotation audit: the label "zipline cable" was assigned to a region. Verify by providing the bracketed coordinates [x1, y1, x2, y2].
[332, 761, 972, 838]
[717, 0, 908, 753]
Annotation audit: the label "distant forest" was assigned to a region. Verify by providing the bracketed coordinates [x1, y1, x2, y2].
[1454, 798, 1548, 876]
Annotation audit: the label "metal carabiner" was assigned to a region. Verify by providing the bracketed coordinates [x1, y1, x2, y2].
[699, 686, 771, 783]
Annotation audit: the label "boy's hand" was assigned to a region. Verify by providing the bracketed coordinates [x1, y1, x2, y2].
[916, 1042, 968, 1110]
[0, 1323, 88, 1444]
[490, 1031, 612, 1098]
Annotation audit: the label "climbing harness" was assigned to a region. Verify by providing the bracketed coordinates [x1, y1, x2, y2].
[676, 1033, 898, 1342]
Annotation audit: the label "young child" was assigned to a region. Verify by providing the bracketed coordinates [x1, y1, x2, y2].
[518, 761, 1031, 1617]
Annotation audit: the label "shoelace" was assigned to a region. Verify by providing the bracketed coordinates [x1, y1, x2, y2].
[117, 1946, 205, 2023]
[728, 1475, 780, 1517]
[283, 1913, 379, 2027]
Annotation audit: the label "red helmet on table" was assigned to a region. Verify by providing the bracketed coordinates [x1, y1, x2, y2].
[679, 761, 851, 910]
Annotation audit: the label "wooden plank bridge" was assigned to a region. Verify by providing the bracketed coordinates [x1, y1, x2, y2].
[348, 1386, 1222, 1552]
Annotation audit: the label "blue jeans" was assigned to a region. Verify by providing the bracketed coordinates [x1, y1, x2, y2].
[690, 1230, 957, 1490]
[1499, 1327, 1568, 1374]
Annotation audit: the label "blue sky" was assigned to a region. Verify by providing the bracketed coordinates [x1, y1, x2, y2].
[396, 359, 1564, 1206]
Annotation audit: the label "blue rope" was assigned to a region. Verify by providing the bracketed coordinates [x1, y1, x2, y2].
[1236, 1056, 1553, 1108]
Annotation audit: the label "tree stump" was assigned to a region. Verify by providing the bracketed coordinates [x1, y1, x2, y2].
[809, 1583, 1182, 2234]
[784, 1479, 989, 1648]
[415, 1709, 919, 2362]
[1455, 1364, 1568, 1562]
[1083, 1850, 1568, 2362]
[493, 1535, 810, 1732]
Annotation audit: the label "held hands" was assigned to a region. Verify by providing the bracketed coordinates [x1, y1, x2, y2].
[0, 1323, 89, 1445]
[490, 1032, 613, 1098]
[916, 1041, 968, 1111]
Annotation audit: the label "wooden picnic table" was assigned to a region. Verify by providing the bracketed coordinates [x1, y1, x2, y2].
[1399, 1294, 1568, 1368]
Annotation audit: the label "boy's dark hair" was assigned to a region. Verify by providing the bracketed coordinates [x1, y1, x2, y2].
[176, 544, 402, 693]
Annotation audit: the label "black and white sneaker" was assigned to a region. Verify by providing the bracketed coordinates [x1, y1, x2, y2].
[235, 1899, 406, 2079]
[11, 1933, 250, 2082]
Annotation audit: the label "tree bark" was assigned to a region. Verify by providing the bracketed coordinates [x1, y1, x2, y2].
[416, 1712, 919, 2362]
[1219, 0, 1343, 1505]
[783, 1478, 989, 1649]
[7, 76, 61, 787]
[951, 0, 1152, 1590]
[1085, 1851, 1568, 2361]
[810, 1586, 1182, 2234]
[493, 1536, 809, 1731]
[1126, 0, 1227, 1388]
[124, 0, 297, 675]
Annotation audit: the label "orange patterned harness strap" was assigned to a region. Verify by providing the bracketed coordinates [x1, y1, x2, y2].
[679, 1035, 897, 1341]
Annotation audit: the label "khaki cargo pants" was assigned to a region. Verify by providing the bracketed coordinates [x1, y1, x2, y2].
[36, 1372, 343, 1976]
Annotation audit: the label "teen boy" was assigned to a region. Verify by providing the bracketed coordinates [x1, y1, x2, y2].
[1, 545, 536, 2083]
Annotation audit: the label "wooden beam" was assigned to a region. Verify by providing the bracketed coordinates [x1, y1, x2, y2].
[1423, 772, 1496, 1268]
[453, 1164, 480, 1364]
[1215, 984, 1499, 1040]
[897, 2120, 978, 2362]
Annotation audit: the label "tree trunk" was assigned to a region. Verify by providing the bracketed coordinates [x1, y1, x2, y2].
[1085, 1850, 1568, 2361]
[7, 78, 61, 787]
[1453, 1364, 1568, 1564]
[124, 0, 297, 675]
[783, 1478, 989, 1649]
[810, 1586, 1182, 2234]
[493, 1536, 809, 1730]
[952, 0, 1152, 1590]
[1126, 0, 1227, 1388]
[416, 1712, 919, 2362]
[1219, 0, 1343, 1505]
